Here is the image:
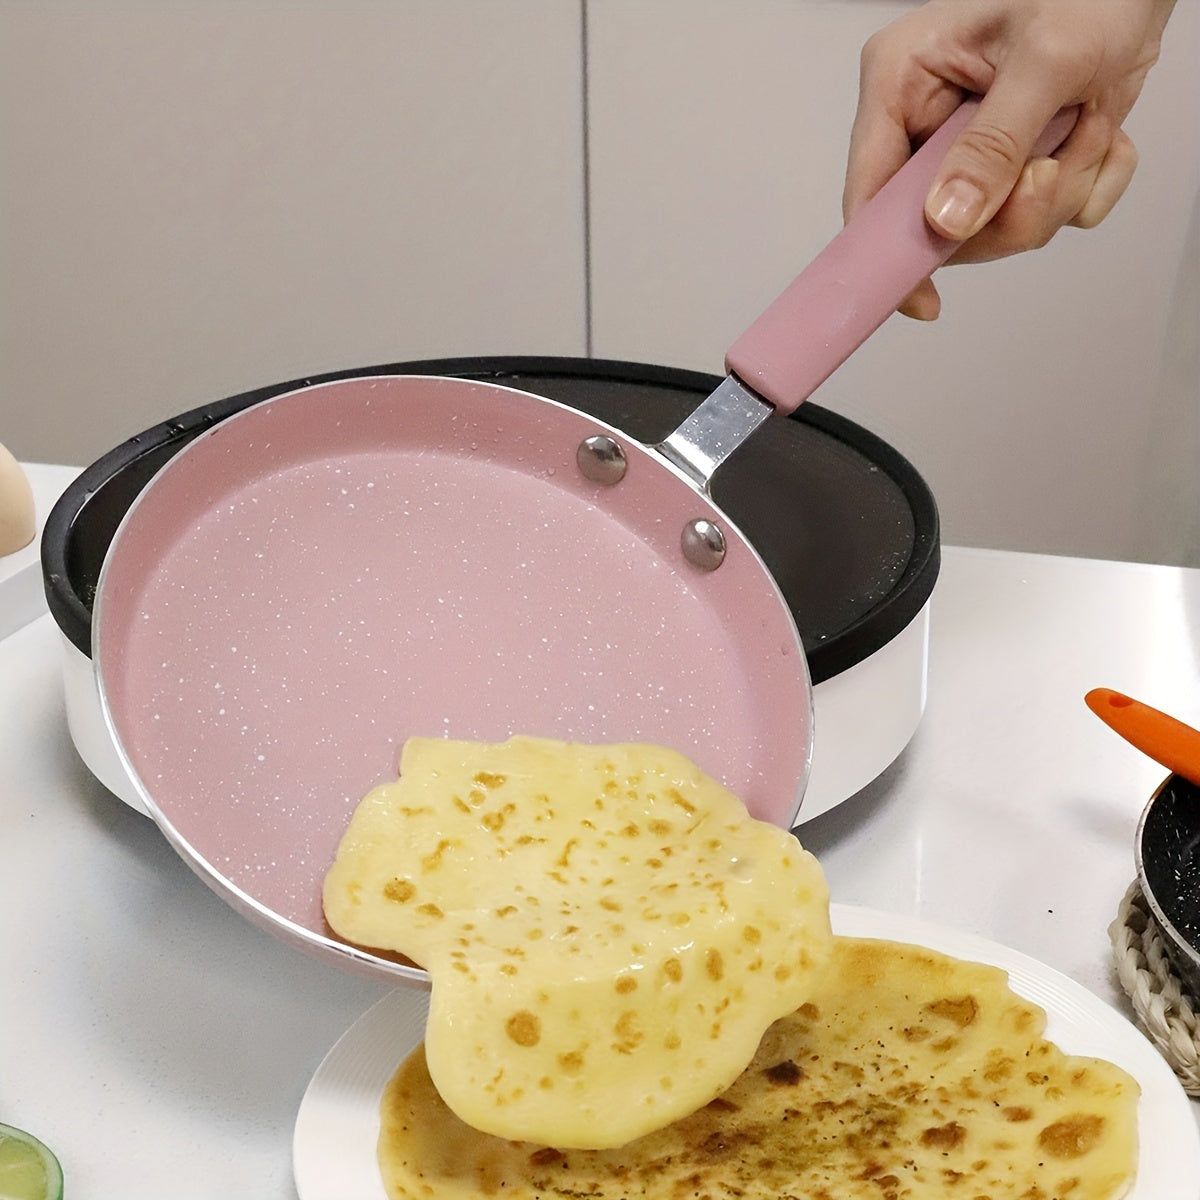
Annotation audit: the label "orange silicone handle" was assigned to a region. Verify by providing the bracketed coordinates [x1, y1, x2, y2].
[1085, 687, 1200, 788]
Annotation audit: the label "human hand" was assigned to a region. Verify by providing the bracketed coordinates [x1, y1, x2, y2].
[843, 0, 1176, 319]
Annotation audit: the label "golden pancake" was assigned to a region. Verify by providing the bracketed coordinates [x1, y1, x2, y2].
[322, 736, 831, 1149]
[377, 936, 1139, 1199]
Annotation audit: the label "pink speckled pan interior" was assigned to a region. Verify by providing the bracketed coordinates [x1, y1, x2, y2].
[94, 375, 811, 980]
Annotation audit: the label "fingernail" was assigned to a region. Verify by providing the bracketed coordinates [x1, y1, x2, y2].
[929, 178, 986, 240]
[1028, 156, 1060, 201]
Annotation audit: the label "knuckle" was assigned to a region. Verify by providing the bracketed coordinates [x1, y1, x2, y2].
[1072, 192, 1117, 231]
[1112, 130, 1140, 174]
[1017, 21, 1096, 81]
[957, 121, 1026, 173]
[1030, 224, 1059, 250]
[858, 28, 894, 74]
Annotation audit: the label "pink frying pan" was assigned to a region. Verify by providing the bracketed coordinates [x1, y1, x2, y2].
[95, 101, 1074, 982]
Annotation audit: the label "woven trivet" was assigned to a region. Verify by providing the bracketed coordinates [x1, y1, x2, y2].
[1110, 880, 1200, 1095]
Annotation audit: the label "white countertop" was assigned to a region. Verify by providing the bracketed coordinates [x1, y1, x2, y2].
[3, 464, 1199, 1196]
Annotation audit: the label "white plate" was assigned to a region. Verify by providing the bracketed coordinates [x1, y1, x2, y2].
[293, 904, 1200, 1199]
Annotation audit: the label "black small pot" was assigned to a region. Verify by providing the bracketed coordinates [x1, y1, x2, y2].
[1137, 773, 1200, 1003]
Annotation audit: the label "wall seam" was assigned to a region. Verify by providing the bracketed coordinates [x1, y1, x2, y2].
[580, 0, 593, 357]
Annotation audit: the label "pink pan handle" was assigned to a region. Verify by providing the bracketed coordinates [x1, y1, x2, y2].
[725, 99, 1078, 414]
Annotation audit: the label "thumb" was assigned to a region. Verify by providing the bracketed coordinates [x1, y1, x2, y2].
[924, 87, 1065, 241]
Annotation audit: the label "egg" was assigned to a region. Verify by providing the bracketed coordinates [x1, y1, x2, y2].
[0, 443, 36, 557]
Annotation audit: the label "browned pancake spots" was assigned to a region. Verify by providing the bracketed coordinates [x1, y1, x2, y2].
[383, 879, 415, 903]
[505, 1010, 541, 1048]
[696, 1128, 754, 1160]
[1037, 1113, 1105, 1159]
[667, 787, 696, 816]
[421, 840, 453, 871]
[762, 1059, 803, 1085]
[925, 995, 979, 1027]
[867, 1174, 902, 1200]
[481, 808, 510, 833]
[613, 1011, 643, 1054]
[985, 1055, 1016, 1082]
[557, 1050, 584, 1074]
[920, 1121, 966, 1150]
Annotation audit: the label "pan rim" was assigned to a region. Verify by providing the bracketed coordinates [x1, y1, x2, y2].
[92, 372, 812, 982]
[44, 356, 938, 684]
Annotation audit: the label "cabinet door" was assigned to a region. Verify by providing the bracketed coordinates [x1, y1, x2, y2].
[586, 0, 1200, 563]
[0, 2, 587, 464]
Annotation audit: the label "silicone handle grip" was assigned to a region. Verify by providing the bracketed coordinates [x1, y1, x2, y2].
[1085, 687, 1200, 788]
[725, 100, 1078, 414]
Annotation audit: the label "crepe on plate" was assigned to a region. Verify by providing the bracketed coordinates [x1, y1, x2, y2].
[376, 935, 1140, 1200]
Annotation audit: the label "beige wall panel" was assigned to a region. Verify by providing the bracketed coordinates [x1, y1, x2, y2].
[0, 2, 586, 465]
[587, 0, 1200, 564]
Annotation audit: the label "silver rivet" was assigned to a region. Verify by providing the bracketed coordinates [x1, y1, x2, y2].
[681, 519, 726, 570]
[576, 435, 628, 485]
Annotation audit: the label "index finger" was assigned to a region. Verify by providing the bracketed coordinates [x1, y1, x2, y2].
[843, 84, 962, 221]
[925, 69, 1081, 239]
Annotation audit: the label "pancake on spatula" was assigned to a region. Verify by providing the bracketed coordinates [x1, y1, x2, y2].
[322, 735, 833, 1149]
